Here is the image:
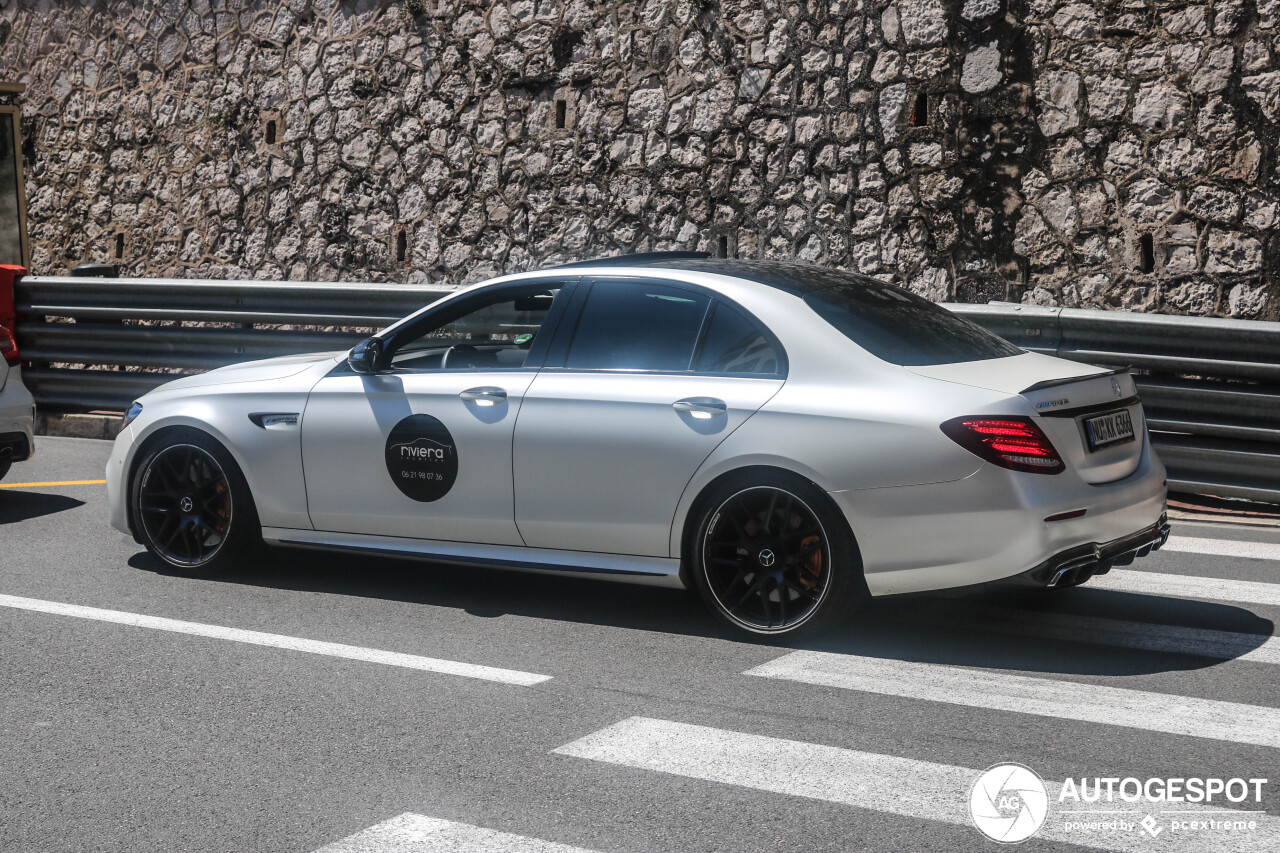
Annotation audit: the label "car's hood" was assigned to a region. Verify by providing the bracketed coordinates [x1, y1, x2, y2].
[149, 351, 343, 394]
[905, 351, 1107, 395]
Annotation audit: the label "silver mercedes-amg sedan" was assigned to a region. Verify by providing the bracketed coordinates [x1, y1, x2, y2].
[107, 255, 1169, 636]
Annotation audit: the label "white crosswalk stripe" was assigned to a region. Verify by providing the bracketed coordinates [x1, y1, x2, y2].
[0, 594, 551, 686]
[554, 717, 1278, 853]
[1091, 569, 1280, 607]
[1163, 535, 1280, 562]
[745, 650, 1280, 749]
[914, 605, 1280, 664]
[300, 539, 1280, 851]
[311, 813, 597, 852]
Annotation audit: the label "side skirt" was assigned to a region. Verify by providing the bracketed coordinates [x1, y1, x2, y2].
[260, 527, 687, 589]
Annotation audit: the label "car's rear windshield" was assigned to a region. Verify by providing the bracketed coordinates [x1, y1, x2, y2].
[801, 271, 1022, 366]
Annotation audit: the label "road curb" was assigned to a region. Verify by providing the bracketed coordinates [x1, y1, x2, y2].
[36, 412, 119, 440]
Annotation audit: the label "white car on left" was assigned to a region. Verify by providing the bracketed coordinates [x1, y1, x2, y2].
[0, 323, 35, 481]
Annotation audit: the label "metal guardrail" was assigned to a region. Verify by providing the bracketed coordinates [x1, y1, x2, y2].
[10, 274, 453, 410]
[6, 271, 1278, 503]
[947, 303, 1280, 504]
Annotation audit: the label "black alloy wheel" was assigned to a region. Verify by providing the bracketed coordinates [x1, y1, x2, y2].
[700, 485, 835, 634]
[137, 443, 234, 567]
[131, 431, 261, 576]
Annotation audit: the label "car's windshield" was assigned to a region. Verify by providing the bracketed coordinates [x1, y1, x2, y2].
[800, 270, 1022, 366]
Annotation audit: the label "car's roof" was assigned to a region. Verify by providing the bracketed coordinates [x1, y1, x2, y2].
[630, 258, 880, 296]
[543, 255, 889, 298]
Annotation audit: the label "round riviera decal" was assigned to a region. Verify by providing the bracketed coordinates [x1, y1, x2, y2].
[385, 414, 458, 502]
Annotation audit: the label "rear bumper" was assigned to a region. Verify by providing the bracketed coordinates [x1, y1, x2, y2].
[1016, 515, 1170, 589]
[832, 430, 1168, 596]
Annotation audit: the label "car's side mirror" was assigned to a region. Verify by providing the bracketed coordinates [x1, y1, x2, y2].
[348, 337, 384, 374]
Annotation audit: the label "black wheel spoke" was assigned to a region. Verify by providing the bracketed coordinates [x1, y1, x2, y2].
[150, 515, 176, 543]
[727, 506, 754, 540]
[194, 519, 222, 541]
[783, 579, 820, 601]
[152, 461, 178, 497]
[185, 527, 203, 560]
[721, 567, 750, 595]
[756, 586, 774, 626]
[177, 458, 194, 492]
[726, 577, 764, 614]
[784, 525, 822, 542]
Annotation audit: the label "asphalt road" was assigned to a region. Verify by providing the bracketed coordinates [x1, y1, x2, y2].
[2, 437, 1278, 853]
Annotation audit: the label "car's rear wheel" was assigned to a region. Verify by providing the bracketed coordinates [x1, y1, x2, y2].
[131, 430, 260, 575]
[690, 472, 867, 637]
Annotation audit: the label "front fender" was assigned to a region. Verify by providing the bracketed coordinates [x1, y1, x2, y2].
[112, 390, 315, 533]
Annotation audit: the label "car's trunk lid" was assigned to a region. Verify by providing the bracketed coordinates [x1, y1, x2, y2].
[909, 353, 1145, 484]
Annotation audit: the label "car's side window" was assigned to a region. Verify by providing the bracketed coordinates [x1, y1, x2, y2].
[389, 285, 562, 371]
[693, 302, 780, 376]
[565, 280, 711, 372]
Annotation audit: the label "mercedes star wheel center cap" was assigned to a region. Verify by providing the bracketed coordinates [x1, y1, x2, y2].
[757, 548, 776, 567]
[179, 496, 194, 512]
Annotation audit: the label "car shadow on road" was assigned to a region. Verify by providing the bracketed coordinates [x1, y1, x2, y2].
[128, 546, 1274, 679]
[801, 587, 1275, 679]
[0, 490, 85, 524]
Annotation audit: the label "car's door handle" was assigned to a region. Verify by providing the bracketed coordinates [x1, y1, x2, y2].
[459, 386, 507, 406]
[673, 397, 727, 418]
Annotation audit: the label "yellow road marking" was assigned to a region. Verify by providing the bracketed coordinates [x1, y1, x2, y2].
[0, 479, 107, 489]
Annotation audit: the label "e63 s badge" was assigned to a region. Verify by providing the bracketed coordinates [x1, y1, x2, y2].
[385, 414, 458, 502]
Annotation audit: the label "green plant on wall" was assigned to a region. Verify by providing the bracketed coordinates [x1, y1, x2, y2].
[404, 0, 425, 17]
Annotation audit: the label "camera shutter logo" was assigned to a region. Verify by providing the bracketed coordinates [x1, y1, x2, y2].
[970, 763, 1049, 843]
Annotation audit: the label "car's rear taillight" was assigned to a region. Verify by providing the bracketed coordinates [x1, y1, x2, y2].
[941, 416, 1065, 474]
[0, 325, 17, 367]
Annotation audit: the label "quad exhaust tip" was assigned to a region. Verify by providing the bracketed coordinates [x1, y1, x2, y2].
[1046, 545, 1101, 588]
[1041, 518, 1169, 589]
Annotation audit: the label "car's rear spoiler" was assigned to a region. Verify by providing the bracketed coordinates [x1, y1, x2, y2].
[1020, 366, 1130, 394]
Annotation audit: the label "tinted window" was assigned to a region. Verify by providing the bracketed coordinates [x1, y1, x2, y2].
[695, 303, 780, 375]
[567, 281, 710, 371]
[390, 285, 560, 370]
[803, 276, 1022, 366]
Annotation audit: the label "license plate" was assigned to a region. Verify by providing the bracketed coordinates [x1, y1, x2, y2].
[1084, 409, 1135, 451]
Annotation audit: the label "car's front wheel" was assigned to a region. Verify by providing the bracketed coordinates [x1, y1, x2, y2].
[690, 472, 867, 637]
[130, 430, 260, 575]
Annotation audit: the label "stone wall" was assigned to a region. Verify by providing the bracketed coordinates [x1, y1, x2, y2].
[0, 0, 1276, 318]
